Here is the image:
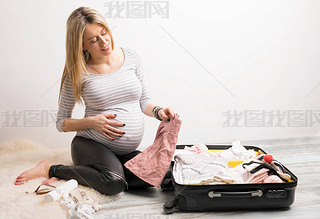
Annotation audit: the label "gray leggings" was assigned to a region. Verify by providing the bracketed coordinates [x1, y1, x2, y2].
[48, 136, 154, 195]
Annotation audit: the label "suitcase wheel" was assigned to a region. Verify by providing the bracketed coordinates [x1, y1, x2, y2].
[161, 179, 174, 191]
[163, 199, 177, 214]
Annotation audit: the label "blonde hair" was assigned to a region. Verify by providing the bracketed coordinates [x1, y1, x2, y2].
[58, 7, 114, 106]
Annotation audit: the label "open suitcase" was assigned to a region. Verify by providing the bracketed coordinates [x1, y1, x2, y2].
[163, 145, 298, 214]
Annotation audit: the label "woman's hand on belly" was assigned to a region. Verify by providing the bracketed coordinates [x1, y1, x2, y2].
[91, 113, 126, 140]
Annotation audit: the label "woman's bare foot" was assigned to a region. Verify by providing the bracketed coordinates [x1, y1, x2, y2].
[15, 160, 54, 185]
[41, 177, 59, 185]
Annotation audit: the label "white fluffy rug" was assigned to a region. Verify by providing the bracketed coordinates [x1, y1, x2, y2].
[0, 139, 121, 219]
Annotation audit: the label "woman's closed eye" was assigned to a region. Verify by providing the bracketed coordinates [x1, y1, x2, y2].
[90, 32, 108, 43]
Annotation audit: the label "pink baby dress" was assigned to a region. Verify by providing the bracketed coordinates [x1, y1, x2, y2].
[124, 114, 182, 187]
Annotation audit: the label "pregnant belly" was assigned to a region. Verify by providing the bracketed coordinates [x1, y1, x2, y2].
[108, 109, 144, 140]
[85, 105, 145, 144]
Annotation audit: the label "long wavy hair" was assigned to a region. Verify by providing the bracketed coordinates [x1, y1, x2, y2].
[58, 7, 114, 106]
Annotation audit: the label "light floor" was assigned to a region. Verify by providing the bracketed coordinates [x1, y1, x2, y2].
[94, 137, 320, 219]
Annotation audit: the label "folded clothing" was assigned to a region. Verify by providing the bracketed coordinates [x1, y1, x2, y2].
[217, 140, 256, 161]
[173, 153, 235, 185]
[173, 141, 289, 185]
[247, 168, 269, 183]
[263, 175, 283, 183]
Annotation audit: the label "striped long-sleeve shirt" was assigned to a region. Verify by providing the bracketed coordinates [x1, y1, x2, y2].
[56, 47, 152, 155]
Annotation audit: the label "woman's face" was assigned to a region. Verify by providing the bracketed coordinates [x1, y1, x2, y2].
[82, 23, 112, 58]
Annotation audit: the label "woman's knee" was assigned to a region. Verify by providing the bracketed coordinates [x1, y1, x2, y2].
[98, 171, 128, 195]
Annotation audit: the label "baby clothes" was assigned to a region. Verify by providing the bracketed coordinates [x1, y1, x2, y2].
[124, 114, 182, 187]
[173, 142, 288, 185]
[173, 153, 235, 185]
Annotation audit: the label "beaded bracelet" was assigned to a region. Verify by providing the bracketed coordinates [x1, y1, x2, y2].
[152, 106, 163, 121]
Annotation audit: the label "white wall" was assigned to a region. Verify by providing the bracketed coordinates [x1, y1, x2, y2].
[0, 0, 319, 150]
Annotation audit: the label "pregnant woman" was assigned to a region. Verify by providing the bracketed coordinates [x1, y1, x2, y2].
[15, 6, 175, 195]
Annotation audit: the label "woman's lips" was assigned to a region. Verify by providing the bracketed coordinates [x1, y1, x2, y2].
[101, 45, 109, 51]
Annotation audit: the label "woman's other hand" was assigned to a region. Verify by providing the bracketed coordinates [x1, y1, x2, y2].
[91, 114, 125, 140]
[158, 107, 175, 122]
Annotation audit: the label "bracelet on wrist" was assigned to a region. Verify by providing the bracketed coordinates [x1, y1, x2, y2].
[152, 106, 163, 121]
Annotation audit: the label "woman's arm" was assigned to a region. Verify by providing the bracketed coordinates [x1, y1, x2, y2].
[61, 114, 125, 141]
[56, 76, 76, 132]
[60, 117, 94, 132]
[143, 102, 157, 117]
[144, 103, 175, 121]
[56, 76, 124, 138]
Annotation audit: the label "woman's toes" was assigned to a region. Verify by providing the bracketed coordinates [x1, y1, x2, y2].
[15, 179, 26, 185]
[15, 177, 23, 183]
[16, 173, 25, 180]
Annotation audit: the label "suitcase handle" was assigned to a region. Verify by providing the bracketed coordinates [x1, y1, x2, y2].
[208, 190, 263, 198]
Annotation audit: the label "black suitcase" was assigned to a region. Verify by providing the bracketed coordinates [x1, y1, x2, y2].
[163, 145, 298, 214]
